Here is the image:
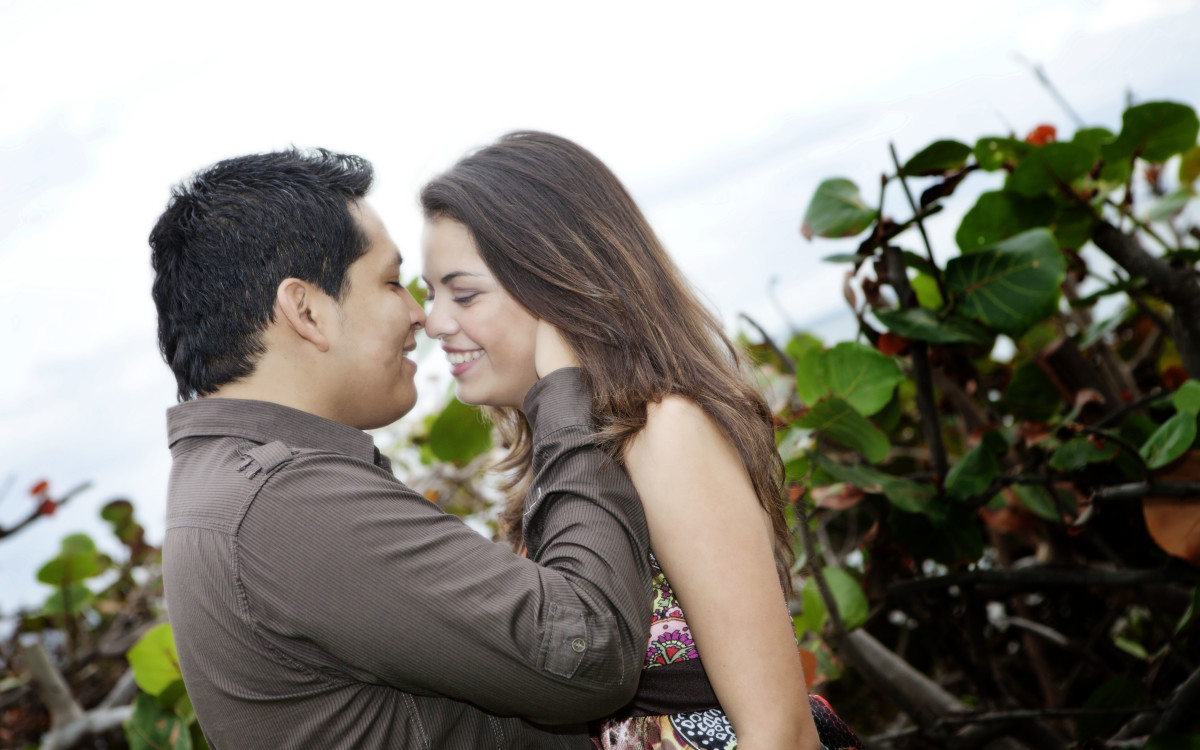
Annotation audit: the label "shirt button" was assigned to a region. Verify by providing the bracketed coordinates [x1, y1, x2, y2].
[570, 637, 587, 653]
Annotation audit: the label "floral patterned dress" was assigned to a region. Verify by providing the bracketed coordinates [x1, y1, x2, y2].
[593, 555, 862, 750]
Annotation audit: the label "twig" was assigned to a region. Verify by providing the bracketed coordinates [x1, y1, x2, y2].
[883, 245, 949, 484]
[1095, 388, 1165, 428]
[889, 143, 947, 302]
[1154, 659, 1200, 733]
[1092, 481, 1200, 501]
[19, 639, 83, 730]
[738, 313, 795, 375]
[0, 481, 92, 540]
[940, 704, 1161, 725]
[1015, 56, 1085, 129]
[887, 565, 1200, 599]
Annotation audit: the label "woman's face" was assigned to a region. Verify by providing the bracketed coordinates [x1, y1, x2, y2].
[421, 217, 540, 410]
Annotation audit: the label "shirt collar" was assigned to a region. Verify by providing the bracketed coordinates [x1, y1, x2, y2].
[166, 398, 379, 465]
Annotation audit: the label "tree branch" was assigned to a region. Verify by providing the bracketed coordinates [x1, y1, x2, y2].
[887, 565, 1200, 599]
[1092, 220, 1200, 376]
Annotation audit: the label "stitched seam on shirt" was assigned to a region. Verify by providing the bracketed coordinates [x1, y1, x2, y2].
[229, 476, 349, 684]
[401, 693, 430, 748]
[487, 714, 505, 748]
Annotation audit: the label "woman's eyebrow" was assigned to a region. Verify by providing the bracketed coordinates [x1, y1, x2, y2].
[440, 271, 481, 284]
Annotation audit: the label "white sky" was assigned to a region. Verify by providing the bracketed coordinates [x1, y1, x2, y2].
[2, 0, 1198, 612]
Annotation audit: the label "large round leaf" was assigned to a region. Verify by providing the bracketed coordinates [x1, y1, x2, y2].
[126, 692, 191, 750]
[127, 623, 183, 696]
[956, 191, 1056, 253]
[1008, 142, 1096, 198]
[817, 455, 940, 518]
[945, 229, 1066, 338]
[818, 342, 905, 417]
[36, 533, 106, 585]
[1103, 101, 1200, 164]
[901, 139, 971, 176]
[873, 308, 991, 345]
[428, 397, 493, 466]
[801, 179, 878, 239]
[794, 397, 889, 463]
[1174, 380, 1200, 415]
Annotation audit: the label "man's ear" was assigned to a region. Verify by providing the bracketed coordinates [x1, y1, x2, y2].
[275, 278, 334, 352]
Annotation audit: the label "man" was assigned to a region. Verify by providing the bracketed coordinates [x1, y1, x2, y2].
[150, 149, 651, 748]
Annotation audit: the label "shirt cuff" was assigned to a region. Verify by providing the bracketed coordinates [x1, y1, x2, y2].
[523, 368, 592, 437]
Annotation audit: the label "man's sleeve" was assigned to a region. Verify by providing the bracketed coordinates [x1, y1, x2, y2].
[235, 368, 652, 724]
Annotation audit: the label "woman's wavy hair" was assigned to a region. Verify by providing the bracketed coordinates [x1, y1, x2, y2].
[421, 131, 792, 582]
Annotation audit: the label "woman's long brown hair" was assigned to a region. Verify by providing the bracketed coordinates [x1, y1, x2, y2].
[421, 131, 792, 583]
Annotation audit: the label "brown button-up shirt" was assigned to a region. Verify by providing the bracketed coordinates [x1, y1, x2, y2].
[163, 369, 651, 749]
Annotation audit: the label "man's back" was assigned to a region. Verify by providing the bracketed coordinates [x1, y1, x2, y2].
[164, 379, 649, 749]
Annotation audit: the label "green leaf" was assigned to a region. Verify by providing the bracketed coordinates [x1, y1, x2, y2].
[873, 308, 991, 345]
[817, 456, 941, 518]
[126, 692, 192, 750]
[1104, 101, 1200, 164]
[901, 139, 971, 176]
[1180, 145, 1200, 185]
[974, 137, 1032, 171]
[956, 191, 1057, 253]
[127, 623, 183, 696]
[1009, 143, 1095, 198]
[1175, 587, 1200, 636]
[820, 342, 905, 417]
[427, 397, 493, 466]
[1051, 202, 1097, 251]
[786, 333, 824, 369]
[1004, 362, 1062, 421]
[1113, 635, 1151, 660]
[821, 568, 869, 630]
[784, 455, 811, 483]
[1174, 380, 1200, 415]
[1071, 127, 1115, 160]
[910, 273, 944, 310]
[1145, 187, 1197, 222]
[1078, 678, 1144, 740]
[43, 583, 94, 616]
[1012, 484, 1062, 522]
[36, 534, 106, 586]
[406, 277, 427, 308]
[945, 229, 1066, 338]
[946, 440, 1000, 501]
[794, 397, 889, 463]
[801, 179, 878, 239]
[1141, 411, 1198, 469]
[796, 580, 827, 636]
[1050, 436, 1120, 471]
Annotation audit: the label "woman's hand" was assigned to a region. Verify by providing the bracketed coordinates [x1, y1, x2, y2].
[534, 319, 579, 377]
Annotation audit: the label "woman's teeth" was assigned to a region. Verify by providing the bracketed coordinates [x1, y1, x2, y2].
[447, 350, 484, 365]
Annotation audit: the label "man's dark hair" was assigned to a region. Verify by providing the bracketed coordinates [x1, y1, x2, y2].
[150, 148, 374, 401]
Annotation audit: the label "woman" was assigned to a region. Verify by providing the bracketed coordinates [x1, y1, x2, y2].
[420, 132, 861, 750]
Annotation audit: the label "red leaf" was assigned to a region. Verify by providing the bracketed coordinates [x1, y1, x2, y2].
[801, 219, 814, 241]
[812, 483, 866, 510]
[877, 332, 910, 357]
[30, 479, 49, 497]
[37, 499, 57, 516]
[1144, 450, 1200, 565]
[1024, 124, 1057, 146]
[798, 647, 819, 689]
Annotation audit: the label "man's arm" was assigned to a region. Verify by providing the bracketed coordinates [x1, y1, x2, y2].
[235, 368, 651, 724]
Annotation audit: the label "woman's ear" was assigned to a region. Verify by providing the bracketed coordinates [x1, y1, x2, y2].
[275, 278, 332, 352]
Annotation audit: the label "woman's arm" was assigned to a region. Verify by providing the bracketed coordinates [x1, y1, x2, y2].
[624, 395, 820, 750]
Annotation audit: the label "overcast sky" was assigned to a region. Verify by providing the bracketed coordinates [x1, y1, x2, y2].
[2, 0, 1198, 613]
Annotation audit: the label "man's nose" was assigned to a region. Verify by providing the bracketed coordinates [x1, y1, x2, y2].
[407, 289, 428, 331]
